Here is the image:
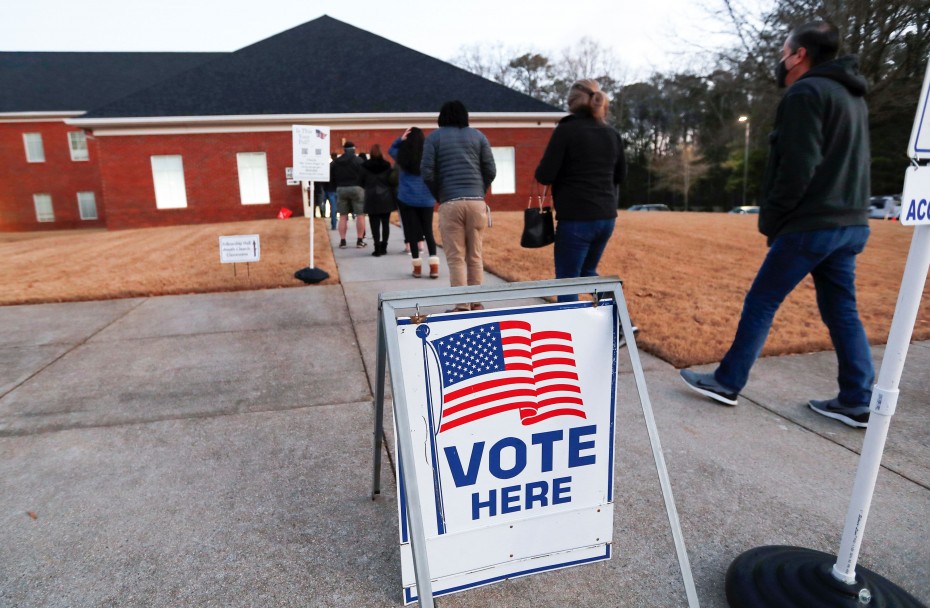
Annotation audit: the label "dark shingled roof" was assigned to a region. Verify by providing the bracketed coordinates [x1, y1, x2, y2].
[81, 15, 558, 118]
[0, 52, 225, 113]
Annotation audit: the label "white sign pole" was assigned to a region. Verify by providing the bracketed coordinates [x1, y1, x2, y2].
[302, 181, 316, 269]
[832, 225, 930, 584]
[833, 55, 930, 585]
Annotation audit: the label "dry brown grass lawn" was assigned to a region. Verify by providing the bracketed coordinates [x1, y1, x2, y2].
[0, 218, 338, 306]
[4, 213, 927, 368]
[477, 212, 930, 368]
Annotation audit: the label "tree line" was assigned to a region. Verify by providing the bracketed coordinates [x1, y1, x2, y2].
[452, 0, 930, 211]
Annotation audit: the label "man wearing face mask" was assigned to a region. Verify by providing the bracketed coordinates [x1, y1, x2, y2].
[680, 20, 875, 429]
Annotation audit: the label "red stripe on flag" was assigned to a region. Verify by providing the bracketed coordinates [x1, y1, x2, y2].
[533, 357, 577, 367]
[537, 396, 584, 408]
[444, 388, 537, 416]
[440, 401, 533, 432]
[532, 344, 574, 355]
[521, 408, 587, 425]
[444, 376, 532, 403]
[534, 370, 580, 382]
[537, 383, 582, 395]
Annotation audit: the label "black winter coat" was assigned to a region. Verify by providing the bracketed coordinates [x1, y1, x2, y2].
[362, 158, 396, 215]
[758, 55, 871, 242]
[534, 111, 626, 221]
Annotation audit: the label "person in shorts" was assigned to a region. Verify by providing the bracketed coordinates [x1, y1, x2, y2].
[331, 141, 367, 248]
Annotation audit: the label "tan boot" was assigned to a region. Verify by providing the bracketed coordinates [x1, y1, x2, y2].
[412, 258, 422, 278]
[428, 256, 440, 279]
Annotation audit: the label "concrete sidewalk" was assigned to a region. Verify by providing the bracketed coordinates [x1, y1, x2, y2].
[1, 221, 928, 607]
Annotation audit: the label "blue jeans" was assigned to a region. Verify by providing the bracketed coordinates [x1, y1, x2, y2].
[325, 192, 338, 228]
[715, 226, 874, 405]
[554, 219, 615, 302]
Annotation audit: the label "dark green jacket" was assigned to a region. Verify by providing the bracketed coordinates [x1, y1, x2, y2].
[758, 56, 871, 242]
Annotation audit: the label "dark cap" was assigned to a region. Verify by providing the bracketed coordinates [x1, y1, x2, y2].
[343, 141, 356, 149]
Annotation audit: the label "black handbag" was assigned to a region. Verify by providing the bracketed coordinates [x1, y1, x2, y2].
[520, 184, 554, 248]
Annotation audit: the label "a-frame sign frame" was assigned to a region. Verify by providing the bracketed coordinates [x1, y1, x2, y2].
[371, 277, 700, 607]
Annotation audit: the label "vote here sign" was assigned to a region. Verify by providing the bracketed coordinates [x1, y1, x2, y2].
[393, 300, 619, 604]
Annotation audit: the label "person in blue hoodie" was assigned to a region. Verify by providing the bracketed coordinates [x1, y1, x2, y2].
[389, 127, 438, 278]
[679, 20, 875, 430]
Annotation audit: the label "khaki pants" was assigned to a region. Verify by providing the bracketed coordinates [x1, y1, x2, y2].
[438, 199, 487, 287]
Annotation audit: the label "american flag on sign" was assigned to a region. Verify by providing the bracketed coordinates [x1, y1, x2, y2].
[429, 320, 585, 433]
[315, 129, 328, 139]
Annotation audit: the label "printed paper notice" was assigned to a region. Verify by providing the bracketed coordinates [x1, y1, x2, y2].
[219, 234, 260, 263]
[292, 125, 331, 182]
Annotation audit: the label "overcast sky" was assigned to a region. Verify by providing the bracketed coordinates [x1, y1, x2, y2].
[1, 0, 754, 79]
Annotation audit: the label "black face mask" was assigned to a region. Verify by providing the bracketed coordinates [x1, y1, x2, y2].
[775, 53, 798, 88]
[775, 58, 789, 88]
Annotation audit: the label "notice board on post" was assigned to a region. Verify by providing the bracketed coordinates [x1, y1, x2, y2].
[392, 300, 619, 603]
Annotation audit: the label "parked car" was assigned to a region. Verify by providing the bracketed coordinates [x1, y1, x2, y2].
[729, 206, 760, 214]
[868, 195, 901, 220]
[627, 204, 671, 211]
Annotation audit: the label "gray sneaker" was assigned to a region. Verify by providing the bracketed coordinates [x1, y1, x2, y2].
[679, 369, 738, 406]
[808, 398, 870, 429]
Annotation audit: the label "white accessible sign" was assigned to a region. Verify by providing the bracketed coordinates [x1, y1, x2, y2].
[393, 301, 619, 604]
[219, 234, 260, 263]
[292, 125, 331, 182]
[900, 166, 930, 225]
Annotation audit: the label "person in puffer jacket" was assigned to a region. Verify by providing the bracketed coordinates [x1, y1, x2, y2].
[421, 100, 496, 310]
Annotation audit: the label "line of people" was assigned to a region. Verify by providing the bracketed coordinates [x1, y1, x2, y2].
[319, 19, 873, 431]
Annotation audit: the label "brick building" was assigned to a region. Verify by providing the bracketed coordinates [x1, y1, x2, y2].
[1, 16, 563, 232]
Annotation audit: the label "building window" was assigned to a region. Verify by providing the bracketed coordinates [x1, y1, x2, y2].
[77, 192, 98, 220]
[34, 194, 54, 222]
[69, 131, 89, 161]
[24, 133, 45, 163]
[151, 155, 188, 209]
[236, 152, 271, 205]
[490, 147, 515, 195]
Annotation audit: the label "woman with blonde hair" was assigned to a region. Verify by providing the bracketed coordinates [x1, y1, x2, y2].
[535, 79, 626, 301]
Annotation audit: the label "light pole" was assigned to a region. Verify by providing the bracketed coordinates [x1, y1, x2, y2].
[738, 115, 750, 206]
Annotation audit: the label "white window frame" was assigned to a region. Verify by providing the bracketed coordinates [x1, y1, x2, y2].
[236, 152, 271, 205]
[490, 146, 516, 195]
[24, 133, 45, 163]
[150, 155, 188, 209]
[33, 194, 54, 222]
[68, 131, 89, 161]
[77, 191, 98, 220]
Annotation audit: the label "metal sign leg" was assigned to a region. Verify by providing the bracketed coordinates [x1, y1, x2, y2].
[613, 286, 701, 608]
[372, 309, 387, 500]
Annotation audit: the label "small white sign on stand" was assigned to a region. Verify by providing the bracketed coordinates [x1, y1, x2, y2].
[292, 125, 331, 271]
[292, 125, 331, 182]
[219, 234, 260, 263]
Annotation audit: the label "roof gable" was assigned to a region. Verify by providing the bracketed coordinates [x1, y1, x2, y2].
[81, 15, 558, 118]
[0, 52, 224, 113]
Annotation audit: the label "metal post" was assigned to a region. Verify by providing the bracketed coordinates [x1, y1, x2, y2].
[309, 181, 316, 269]
[382, 301, 435, 608]
[613, 287, 700, 608]
[371, 305, 387, 499]
[832, 224, 930, 583]
[742, 119, 750, 206]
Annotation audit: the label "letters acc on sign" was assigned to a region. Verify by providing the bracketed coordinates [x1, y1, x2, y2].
[393, 302, 619, 602]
